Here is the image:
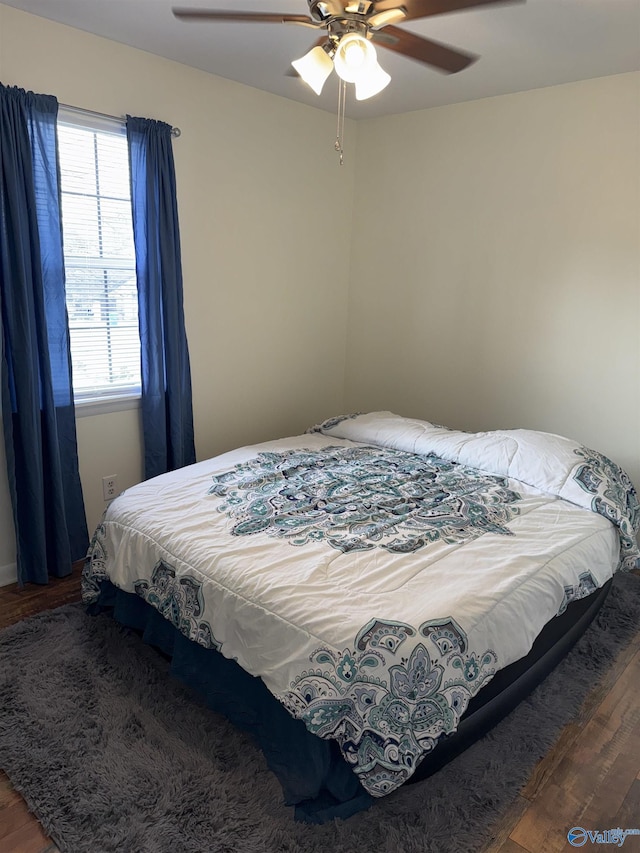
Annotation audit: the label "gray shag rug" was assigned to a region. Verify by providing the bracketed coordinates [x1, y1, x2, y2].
[1, 572, 639, 853]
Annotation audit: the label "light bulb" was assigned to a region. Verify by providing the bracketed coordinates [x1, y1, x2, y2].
[344, 41, 366, 69]
[333, 34, 374, 84]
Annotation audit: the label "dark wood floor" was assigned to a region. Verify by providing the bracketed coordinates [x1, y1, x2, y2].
[0, 568, 639, 853]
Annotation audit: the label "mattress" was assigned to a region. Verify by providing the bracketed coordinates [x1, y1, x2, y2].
[82, 412, 639, 799]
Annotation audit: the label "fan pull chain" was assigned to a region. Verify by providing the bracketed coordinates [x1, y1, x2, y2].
[334, 79, 347, 166]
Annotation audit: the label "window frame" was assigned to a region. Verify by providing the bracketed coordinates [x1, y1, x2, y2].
[57, 107, 141, 416]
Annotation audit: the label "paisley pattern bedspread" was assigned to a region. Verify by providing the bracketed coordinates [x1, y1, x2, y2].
[83, 412, 639, 798]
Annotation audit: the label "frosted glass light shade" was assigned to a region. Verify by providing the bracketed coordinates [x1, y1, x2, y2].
[355, 60, 391, 100]
[333, 33, 374, 84]
[291, 46, 334, 95]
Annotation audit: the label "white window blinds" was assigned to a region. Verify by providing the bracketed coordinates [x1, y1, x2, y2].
[57, 111, 141, 402]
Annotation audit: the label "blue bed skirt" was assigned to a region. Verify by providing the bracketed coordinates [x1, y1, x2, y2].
[88, 580, 373, 823]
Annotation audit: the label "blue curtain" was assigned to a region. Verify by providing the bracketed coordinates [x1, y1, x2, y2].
[0, 84, 88, 585]
[126, 116, 195, 480]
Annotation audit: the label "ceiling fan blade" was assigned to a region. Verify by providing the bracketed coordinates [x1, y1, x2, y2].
[372, 26, 476, 72]
[172, 8, 316, 26]
[372, 0, 523, 22]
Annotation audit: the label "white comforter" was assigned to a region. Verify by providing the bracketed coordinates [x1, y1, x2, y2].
[83, 412, 639, 797]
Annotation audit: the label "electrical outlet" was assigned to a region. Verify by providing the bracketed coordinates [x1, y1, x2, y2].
[102, 475, 118, 501]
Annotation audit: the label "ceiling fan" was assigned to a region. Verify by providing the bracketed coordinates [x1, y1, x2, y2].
[173, 0, 524, 101]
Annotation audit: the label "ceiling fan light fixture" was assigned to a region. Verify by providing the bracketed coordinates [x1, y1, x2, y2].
[354, 60, 391, 100]
[333, 33, 374, 83]
[291, 44, 334, 95]
[333, 33, 390, 99]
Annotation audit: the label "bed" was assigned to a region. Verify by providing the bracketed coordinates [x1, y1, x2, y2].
[82, 411, 640, 821]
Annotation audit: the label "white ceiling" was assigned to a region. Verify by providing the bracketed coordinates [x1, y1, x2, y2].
[3, 0, 639, 119]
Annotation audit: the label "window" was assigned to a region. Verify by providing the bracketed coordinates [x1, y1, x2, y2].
[57, 111, 140, 405]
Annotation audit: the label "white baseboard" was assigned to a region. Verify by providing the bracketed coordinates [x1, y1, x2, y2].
[0, 562, 17, 587]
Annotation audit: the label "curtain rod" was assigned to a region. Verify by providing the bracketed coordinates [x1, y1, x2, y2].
[59, 103, 181, 137]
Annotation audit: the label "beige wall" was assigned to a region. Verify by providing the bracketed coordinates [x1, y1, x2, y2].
[0, 4, 355, 580]
[346, 72, 640, 489]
